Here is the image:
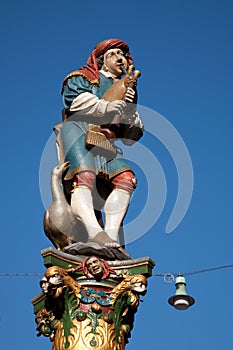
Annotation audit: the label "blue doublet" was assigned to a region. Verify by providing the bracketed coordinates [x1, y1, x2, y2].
[59, 73, 132, 182]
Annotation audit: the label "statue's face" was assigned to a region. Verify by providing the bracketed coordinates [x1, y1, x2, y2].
[40, 277, 49, 294]
[85, 256, 104, 279]
[103, 48, 128, 78]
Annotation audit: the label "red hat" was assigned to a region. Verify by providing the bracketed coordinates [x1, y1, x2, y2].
[62, 38, 133, 93]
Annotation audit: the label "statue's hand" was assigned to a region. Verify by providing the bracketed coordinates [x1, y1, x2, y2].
[105, 100, 127, 115]
[124, 87, 135, 103]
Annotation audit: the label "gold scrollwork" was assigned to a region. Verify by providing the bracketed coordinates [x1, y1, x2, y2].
[52, 318, 124, 350]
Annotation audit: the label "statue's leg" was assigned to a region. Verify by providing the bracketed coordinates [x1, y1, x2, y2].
[70, 172, 103, 239]
[104, 189, 131, 245]
[104, 171, 136, 246]
[71, 186, 104, 239]
[71, 172, 121, 246]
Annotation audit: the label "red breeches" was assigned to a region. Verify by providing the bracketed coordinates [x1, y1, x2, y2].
[73, 171, 136, 193]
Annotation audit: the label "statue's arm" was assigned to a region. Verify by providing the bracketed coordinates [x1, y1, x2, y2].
[63, 76, 109, 117]
[69, 92, 109, 116]
[63, 76, 93, 108]
[63, 76, 128, 120]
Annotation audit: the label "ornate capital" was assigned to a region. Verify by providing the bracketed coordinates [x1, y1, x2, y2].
[32, 251, 155, 350]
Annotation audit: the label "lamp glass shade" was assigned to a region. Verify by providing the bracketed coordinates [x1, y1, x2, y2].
[168, 274, 195, 310]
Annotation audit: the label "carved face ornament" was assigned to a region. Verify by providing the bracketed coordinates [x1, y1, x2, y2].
[128, 275, 148, 294]
[45, 267, 64, 287]
[85, 256, 104, 279]
[40, 276, 49, 294]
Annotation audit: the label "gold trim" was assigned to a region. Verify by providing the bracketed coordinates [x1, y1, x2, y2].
[71, 184, 91, 193]
[53, 318, 121, 350]
[61, 71, 99, 94]
[31, 292, 46, 306]
[109, 167, 132, 179]
[43, 250, 155, 270]
[64, 166, 95, 181]
[114, 261, 154, 269]
[76, 276, 118, 283]
[78, 281, 116, 289]
[43, 251, 82, 266]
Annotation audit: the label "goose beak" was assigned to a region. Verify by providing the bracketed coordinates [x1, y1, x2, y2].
[62, 161, 70, 170]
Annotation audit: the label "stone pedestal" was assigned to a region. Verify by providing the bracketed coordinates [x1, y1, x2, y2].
[32, 247, 155, 350]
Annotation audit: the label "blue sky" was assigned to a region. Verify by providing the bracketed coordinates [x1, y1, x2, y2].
[1, 1, 233, 349]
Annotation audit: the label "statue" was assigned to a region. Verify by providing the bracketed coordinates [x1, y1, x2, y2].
[33, 38, 155, 350]
[45, 38, 143, 253]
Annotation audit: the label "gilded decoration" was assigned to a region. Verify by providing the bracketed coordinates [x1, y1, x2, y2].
[34, 257, 149, 350]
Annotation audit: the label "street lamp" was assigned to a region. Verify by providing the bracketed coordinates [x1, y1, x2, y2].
[168, 273, 195, 310]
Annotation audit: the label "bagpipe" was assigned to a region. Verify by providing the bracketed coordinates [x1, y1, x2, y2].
[85, 65, 142, 157]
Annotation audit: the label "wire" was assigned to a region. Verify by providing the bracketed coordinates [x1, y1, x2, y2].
[183, 263, 233, 276]
[152, 263, 233, 283]
[153, 273, 175, 283]
[0, 273, 43, 277]
[1, 263, 233, 279]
